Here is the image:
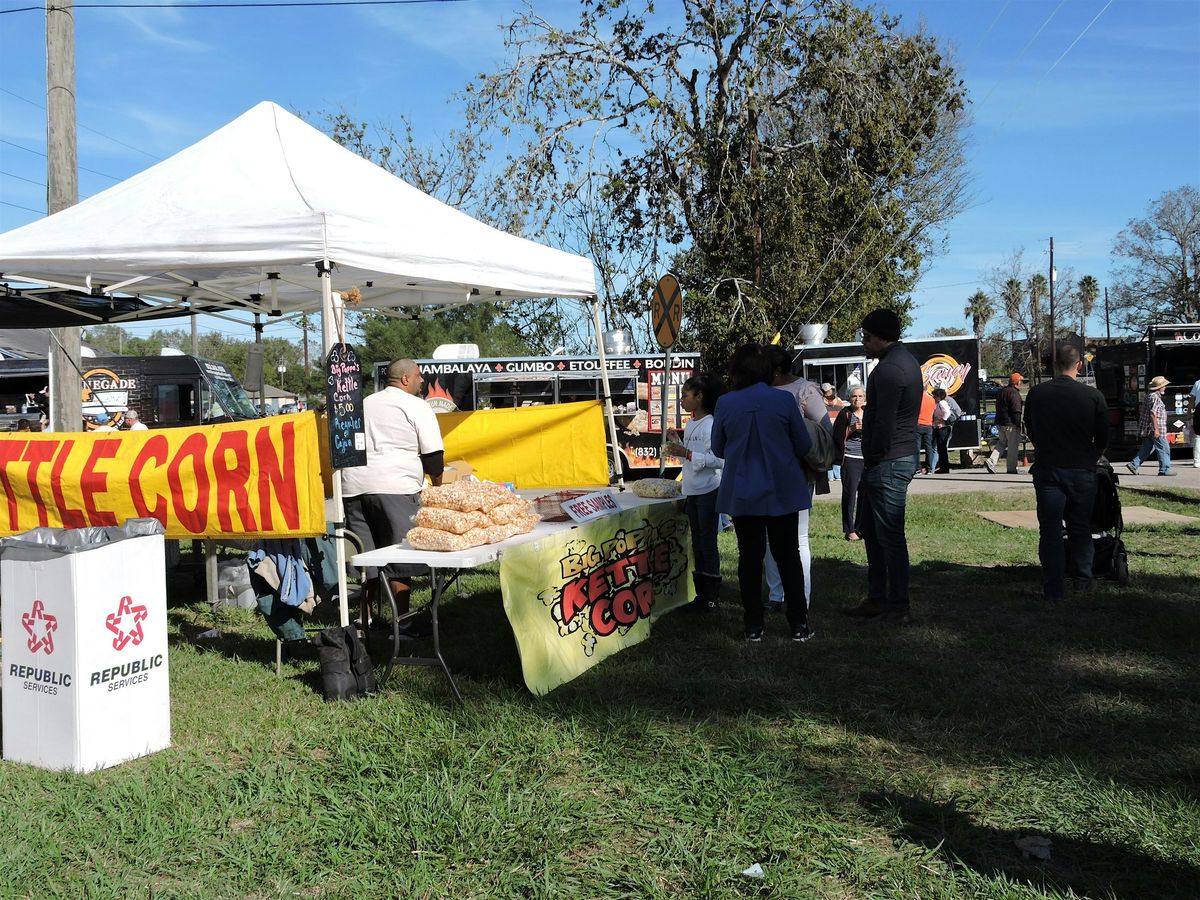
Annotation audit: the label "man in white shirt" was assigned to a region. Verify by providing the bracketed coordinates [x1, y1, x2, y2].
[124, 409, 149, 431]
[341, 358, 444, 635]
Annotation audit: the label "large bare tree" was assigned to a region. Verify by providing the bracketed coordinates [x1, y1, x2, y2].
[1110, 185, 1200, 331]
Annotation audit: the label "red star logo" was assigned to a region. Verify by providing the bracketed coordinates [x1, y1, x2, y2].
[633, 360, 642, 368]
[106, 595, 148, 651]
[557, 362, 566, 370]
[21, 600, 57, 655]
[494, 363, 504, 371]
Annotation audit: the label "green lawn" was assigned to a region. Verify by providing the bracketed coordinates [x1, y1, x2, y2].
[2, 488, 1198, 898]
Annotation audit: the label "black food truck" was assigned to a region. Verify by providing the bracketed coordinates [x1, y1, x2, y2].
[374, 352, 699, 477]
[1092, 323, 1200, 456]
[0, 353, 260, 431]
[794, 335, 983, 462]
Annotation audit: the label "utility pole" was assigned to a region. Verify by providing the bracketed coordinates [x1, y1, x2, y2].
[191, 314, 199, 355]
[302, 314, 310, 374]
[1104, 286, 1111, 341]
[1048, 237, 1057, 372]
[47, 0, 81, 433]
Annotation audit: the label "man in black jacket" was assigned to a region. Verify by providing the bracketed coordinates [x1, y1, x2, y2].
[986, 372, 1025, 474]
[1024, 343, 1108, 602]
[848, 308, 924, 624]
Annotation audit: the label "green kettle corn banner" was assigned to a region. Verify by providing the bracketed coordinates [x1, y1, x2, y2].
[500, 500, 691, 695]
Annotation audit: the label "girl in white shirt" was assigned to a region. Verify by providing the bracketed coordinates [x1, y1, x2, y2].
[666, 374, 726, 612]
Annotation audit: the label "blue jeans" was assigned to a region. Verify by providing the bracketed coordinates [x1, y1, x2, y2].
[1131, 435, 1171, 474]
[684, 489, 720, 577]
[917, 425, 936, 472]
[1032, 465, 1098, 600]
[860, 455, 918, 609]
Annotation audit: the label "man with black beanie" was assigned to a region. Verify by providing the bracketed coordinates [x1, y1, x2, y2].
[848, 308, 924, 624]
[1023, 343, 1108, 601]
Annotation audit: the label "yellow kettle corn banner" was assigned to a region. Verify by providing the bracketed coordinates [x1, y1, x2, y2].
[0, 413, 325, 539]
[438, 401, 609, 489]
[499, 499, 691, 695]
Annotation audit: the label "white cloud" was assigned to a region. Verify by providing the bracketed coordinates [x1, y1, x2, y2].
[113, 8, 212, 54]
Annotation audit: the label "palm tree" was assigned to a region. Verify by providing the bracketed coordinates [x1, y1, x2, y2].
[1027, 273, 1049, 377]
[1077, 275, 1100, 345]
[963, 290, 995, 342]
[1000, 277, 1024, 373]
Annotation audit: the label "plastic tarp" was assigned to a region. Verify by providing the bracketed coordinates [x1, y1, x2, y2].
[0, 101, 597, 315]
[437, 401, 610, 489]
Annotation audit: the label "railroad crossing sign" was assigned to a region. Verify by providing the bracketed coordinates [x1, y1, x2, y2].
[650, 274, 683, 349]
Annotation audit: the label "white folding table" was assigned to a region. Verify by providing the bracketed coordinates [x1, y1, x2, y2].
[350, 492, 673, 701]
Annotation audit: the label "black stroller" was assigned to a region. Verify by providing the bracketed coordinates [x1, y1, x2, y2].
[1091, 458, 1129, 585]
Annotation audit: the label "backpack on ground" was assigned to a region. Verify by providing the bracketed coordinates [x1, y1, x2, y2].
[1089, 458, 1129, 585]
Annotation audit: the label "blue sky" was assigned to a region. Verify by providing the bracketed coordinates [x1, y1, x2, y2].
[1, 0, 1198, 344]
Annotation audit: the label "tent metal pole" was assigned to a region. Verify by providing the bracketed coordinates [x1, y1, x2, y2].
[592, 297, 625, 490]
[320, 260, 350, 627]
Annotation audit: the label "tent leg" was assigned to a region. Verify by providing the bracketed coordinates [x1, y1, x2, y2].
[592, 298, 625, 491]
[319, 258, 351, 628]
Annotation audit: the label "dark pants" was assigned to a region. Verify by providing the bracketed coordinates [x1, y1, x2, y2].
[840, 455, 865, 536]
[684, 489, 720, 577]
[860, 455, 918, 610]
[1032, 465, 1098, 600]
[934, 426, 952, 473]
[917, 425, 936, 473]
[733, 513, 807, 633]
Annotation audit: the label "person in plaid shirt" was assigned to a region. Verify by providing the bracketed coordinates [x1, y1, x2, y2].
[1127, 375, 1175, 476]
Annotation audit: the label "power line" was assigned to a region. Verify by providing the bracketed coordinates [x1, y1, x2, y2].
[0, 87, 161, 160]
[0, 169, 45, 187]
[1, 199, 46, 215]
[1, 0, 467, 13]
[0, 137, 123, 181]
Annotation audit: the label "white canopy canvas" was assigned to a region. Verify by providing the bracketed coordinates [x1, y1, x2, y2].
[0, 100, 597, 315]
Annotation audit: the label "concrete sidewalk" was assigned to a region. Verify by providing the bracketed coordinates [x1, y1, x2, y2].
[817, 457, 1200, 501]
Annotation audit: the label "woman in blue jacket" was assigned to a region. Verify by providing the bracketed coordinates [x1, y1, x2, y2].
[712, 343, 815, 643]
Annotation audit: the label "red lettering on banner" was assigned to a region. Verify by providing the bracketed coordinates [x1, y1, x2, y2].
[651, 541, 671, 574]
[212, 430, 258, 532]
[80, 439, 120, 526]
[256, 422, 299, 531]
[0, 439, 28, 529]
[167, 433, 210, 533]
[590, 595, 616, 636]
[50, 440, 87, 528]
[129, 436, 169, 522]
[22, 441, 58, 527]
[560, 578, 589, 624]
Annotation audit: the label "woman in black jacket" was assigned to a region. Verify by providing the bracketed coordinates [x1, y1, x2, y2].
[832, 386, 866, 540]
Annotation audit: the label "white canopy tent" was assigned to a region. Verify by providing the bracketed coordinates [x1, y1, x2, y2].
[0, 101, 622, 627]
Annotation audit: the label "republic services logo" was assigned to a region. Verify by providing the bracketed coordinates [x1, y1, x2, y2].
[106, 595, 148, 651]
[22, 600, 58, 655]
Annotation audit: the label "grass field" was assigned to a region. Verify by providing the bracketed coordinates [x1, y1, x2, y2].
[1, 487, 1198, 898]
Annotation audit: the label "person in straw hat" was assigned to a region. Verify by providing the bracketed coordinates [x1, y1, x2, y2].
[1127, 375, 1176, 476]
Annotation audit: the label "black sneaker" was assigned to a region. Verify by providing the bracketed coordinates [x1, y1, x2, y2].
[745, 629, 764, 643]
[791, 625, 815, 643]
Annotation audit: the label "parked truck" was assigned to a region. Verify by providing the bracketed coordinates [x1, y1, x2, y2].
[0, 353, 259, 431]
[793, 334, 983, 462]
[373, 352, 699, 477]
[1092, 323, 1200, 456]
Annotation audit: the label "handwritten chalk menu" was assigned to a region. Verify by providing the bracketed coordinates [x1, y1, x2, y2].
[325, 343, 367, 469]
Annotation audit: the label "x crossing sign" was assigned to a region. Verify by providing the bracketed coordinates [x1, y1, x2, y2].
[651, 274, 683, 349]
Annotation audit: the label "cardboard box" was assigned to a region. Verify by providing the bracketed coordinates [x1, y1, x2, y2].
[440, 459, 475, 484]
[2, 533, 171, 772]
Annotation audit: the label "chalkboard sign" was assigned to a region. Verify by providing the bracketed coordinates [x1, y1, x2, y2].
[325, 343, 367, 469]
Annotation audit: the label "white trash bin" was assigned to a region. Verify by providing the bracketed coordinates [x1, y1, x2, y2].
[1, 519, 171, 772]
